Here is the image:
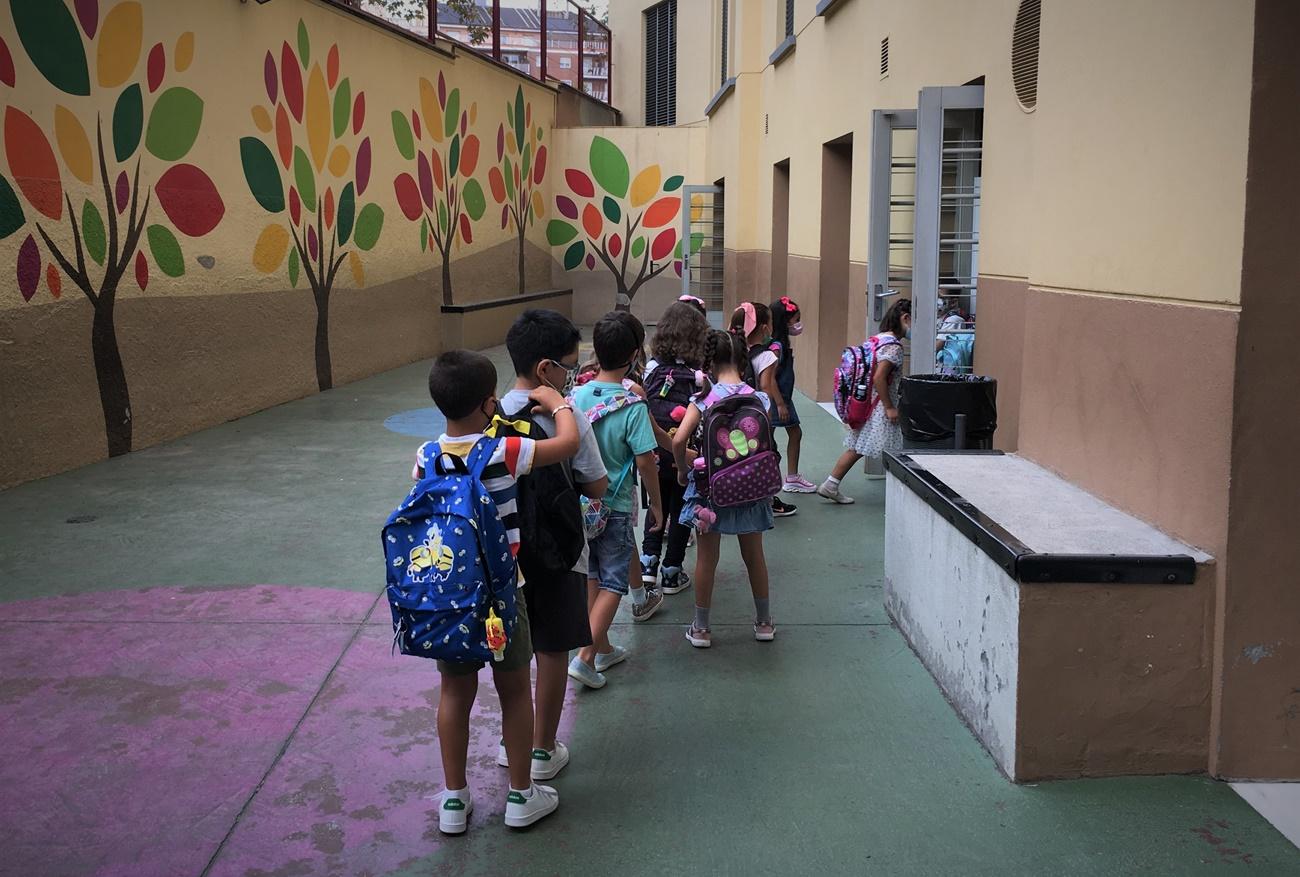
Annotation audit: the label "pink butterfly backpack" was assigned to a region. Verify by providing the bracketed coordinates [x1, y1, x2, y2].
[700, 389, 783, 507]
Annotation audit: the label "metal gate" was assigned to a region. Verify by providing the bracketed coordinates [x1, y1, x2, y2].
[680, 184, 724, 325]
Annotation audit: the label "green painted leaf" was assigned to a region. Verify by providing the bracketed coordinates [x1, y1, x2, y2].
[420, 217, 428, 252]
[145, 88, 204, 161]
[673, 240, 682, 259]
[602, 196, 621, 224]
[353, 203, 384, 251]
[392, 110, 415, 161]
[239, 137, 284, 213]
[505, 99, 514, 132]
[113, 85, 143, 163]
[288, 246, 300, 287]
[546, 220, 578, 246]
[514, 88, 525, 151]
[462, 179, 486, 222]
[293, 146, 316, 209]
[663, 175, 684, 192]
[444, 88, 460, 140]
[503, 156, 516, 201]
[630, 236, 646, 259]
[563, 241, 585, 270]
[589, 136, 629, 199]
[147, 224, 185, 277]
[81, 200, 106, 264]
[336, 182, 355, 246]
[437, 201, 448, 235]
[449, 134, 461, 178]
[690, 231, 705, 254]
[332, 78, 351, 139]
[11, 0, 90, 96]
[0, 174, 24, 240]
[521, 142, 531, 183]
[297, 20, 311, 69]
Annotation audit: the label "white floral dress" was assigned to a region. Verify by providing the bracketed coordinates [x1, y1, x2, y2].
[843, 333, 904, 459]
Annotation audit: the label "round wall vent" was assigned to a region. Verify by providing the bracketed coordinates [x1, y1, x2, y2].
[1011, 0, 1041, 111]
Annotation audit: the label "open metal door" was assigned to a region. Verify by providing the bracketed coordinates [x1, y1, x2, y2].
[867, 109, 918, 333]
[681, 184, 725, 326]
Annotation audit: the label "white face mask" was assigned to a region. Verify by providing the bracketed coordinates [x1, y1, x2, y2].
[788, 322, 804, 336]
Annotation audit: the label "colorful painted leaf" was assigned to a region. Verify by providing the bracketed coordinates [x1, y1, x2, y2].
[240, 137, 284, 213]
[352, 92, 365, 135]
[112, 84, 142, 161]
[437, 71, 446, 110]
[263, 51, 278, 104]
[499, 205, 509, 230]
[4, 107, 61, 220]
[326, 44, 339, 88]
[74, 0, 98, 39]
[643, 196, 681, 229]
[460, 109, 467, 138]
[462, 178, 486, 222]
[323, 187, 334, 230]
[354, 203, 383, 251]
[251, 105, 273, 134]
[147, 43, 164, 92]
[514, 88, 525, 151]
[459, 212, 472, 245]
[533, 145, 547, 186]
[673, 240, 682, 259]
[305, 65, 329, 171]
[154, 164, 225, 237]
[488, 167, 506, 204]
[589, 137, 629, 199]
[582, 203, 602, 239]
[392, 110, 415, 161]
[134, 249, 148, 290]
[12, 0, 90, 95]
[81, 199, 105, 264]
[332, 78, 351, 138]
[356, 137, 371, 195]
[690, 232, 705, 254]
[503, 156, 516, 200]
[663, 174, 684, 192]
[394, 172, 421, 222]
[496, 124, 504, 162]
[651, 228, 677, 261]
[431, 149, 444, 192]
[460, 135, 480, 178]
[281, 43, 303, 121]
[416, 152, 433, 209]
[562, 241, 585, 271]
[673, 260, 682, 276]
[566, 169, 594, 198]
[147, 224, 184, 277]
[437, 201, 448, 236]
[531, 189, 544, 219]
[0, 173, 23, 240]
[296, 20, 311, 68]
[54, 105, 92, 184]
[585, 254, 596, 270]
[287, 245, 299, 287]
[349, 250, 364, 286]
[336, 182, 355, 245]
[0, 35, 14, 88]
[630, 236, 646, 259]
[609, 234, 622, 258]
[307, 224, 317, 261]
[252, 222, 290, 273]
[444, 88, 459, 139]
[327, 145, 349, 178]
[96, 1, 142, 88]
[602, 196, 621, 224]
[145, 87, 204, 161]
[17, 234, 39, 300]
[46, 262, 61, 298]
[546, 220, 577, 246]
[556, 195, 578, 220]
[115, 171, 128, 213]
[630, 165, 661, 208]
[174, 32, 195, 72]
[289, 186, 300, 225]
[448, 135, 461, 179]
[293, 147, 316, 209]
[411, 109, 421, 142]
[521, 142, 531, 185]
[418, 77, 439, 143]
[420, 216, 429, 250]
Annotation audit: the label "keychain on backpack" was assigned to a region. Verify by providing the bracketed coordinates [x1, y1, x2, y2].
[486, 606, 507, 662]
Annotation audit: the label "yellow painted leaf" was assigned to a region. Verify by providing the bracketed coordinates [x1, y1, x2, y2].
[469, 102, 477, 126]
[419, 77, 442, 143]
[349, 250, 364, 286]
[174, 32, 195, 72]
[629, 165, 661, 208]
[252, 223, 290, 274]
[531, 189, 544, 219]
[97, 2, 144, 89]
[251, 105, 273, 133]
[54, 106, 93, 184]
[327, 144, 350, 177]
[305, 64, 330, 172]
[690, 193, 704, 223]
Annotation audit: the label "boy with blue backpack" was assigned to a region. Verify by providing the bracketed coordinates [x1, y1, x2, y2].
[384, 350, 578, 834]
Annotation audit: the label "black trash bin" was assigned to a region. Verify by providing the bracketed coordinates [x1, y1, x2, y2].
[899, 374, 998, 450]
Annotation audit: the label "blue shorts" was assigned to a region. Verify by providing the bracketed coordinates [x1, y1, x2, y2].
[588, 512, 633, 595]
[772, 361, 800, 427]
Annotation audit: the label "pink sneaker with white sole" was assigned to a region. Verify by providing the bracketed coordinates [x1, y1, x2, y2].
[783, 475, 817, 493]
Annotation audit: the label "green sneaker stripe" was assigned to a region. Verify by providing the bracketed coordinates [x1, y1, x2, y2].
[443, 799, 466, 811]
[507, 791, 527, 804]
[531, 749, 551, 761]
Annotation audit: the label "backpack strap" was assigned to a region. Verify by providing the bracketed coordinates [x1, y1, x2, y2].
[424, 441, 472, 478]
[582, 388, 644, 424]
[464, 437, 501, 481]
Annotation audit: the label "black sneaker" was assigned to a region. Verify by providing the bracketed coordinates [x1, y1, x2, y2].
[772, 498, 798, 518]
[660, 567, 692, 595]
[639, 554, 659, 584]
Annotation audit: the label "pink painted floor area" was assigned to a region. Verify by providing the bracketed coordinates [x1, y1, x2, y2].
[0, 586, 577, 877]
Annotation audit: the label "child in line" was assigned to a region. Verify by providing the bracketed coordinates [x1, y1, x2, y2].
[496, 310, 609, 783]
[640, 301, 711, 595]
[769, 296, 816, 494]
[731, 302, 798, 518]
[568, 313, 665, 689]
[818, 298, 912, 505]
[417, 350, 579, 833]
[674, 329, 776, 648]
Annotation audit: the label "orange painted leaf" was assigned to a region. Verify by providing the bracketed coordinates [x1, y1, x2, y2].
[643, 196, 681, 229]
[582, 202, 602, 239]
[488, 166, 505, 203]
[4, 107, 62, 220]
[459, 135, 480, 178]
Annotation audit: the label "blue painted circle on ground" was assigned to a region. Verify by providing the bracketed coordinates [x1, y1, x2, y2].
[383, 408, 447, 439]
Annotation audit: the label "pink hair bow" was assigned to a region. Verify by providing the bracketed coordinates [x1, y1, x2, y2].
[736, 302, 758, 336]
[779, 295, 798, 313]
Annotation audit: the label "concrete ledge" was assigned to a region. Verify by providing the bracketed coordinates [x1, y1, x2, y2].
[440, 289, 572, 351]
[704, 78, 736, 117]
[769, 35, 796, 67]
[816, 0, 848, 16]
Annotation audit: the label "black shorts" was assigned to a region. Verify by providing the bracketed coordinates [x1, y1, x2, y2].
[523, 569, 593, 653]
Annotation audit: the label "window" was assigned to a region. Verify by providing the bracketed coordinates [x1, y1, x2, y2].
[560, 56, 572, 69]
[645, 0, 677, 126]
[720, 0, 730, 84]
[1011, 0, 1041, 110]
[784, 0, 795, 38]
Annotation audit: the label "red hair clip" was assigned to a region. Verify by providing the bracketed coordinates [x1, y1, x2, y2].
[779, 295, 798, 313]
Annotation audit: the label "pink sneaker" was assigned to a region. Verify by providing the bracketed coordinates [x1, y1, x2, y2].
[783, 475, 817, 494]
[754, 621, 776, 642]
[685, 624, 712, 648]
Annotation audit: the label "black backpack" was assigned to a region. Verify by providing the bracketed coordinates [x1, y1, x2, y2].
[644, 362, 699, 468]
[489, 404, 585, 578]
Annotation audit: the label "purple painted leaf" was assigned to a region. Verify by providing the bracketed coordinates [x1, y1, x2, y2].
[17, 233, 40, 301]
[0, 36, 13, 88]
[75, 0, 98, 38]
[556, 195, 578, 220]
[307, 224, 318, 261]
[147, 43, 164, 93]
[585, 253, 596, 270]
[417, 151, 433, 210]
[115, 171, 129, 213]
[263, 51, 277, 104]
[356, 137, 371, 195]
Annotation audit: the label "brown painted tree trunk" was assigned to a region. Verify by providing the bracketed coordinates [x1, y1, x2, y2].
[91, 300, 132, 457]
[441, 247, 453, 306]
[517, 230, 526, 295]
[314, 288, 333, 391]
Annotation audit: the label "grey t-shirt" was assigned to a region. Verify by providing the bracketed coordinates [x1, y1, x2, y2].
[500, 388, 607, 575]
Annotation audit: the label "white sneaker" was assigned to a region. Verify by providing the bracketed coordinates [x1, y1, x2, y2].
[816, 482, 856, 504]
[530, 742, 570, 780]
[437, 789, 474, 834]
[594, 644, 628, 672]
[496, 739, 509, 768]
[504, 783, 559, 828]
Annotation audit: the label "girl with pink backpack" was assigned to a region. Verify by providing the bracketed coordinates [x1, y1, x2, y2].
[817, 299, 913, 505]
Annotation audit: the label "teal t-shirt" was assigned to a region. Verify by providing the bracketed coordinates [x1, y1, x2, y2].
[572, 381, 657, 513]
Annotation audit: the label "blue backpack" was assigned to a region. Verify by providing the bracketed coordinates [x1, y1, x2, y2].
[382, 438, 518, 663]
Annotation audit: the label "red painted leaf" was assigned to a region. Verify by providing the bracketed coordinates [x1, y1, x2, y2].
[324, 187, 335, 230]
[566, 169, 594, 198]
[0, 36, 15, 88]
[431, 149, 444, 192]
[326, 44, 339, 88]
[357, 138, 372, 195]
[275, 104, 292, 169]
[263, 50, 278, 104]
[533, 145, 547, 185]
[289, 186, 301, 225]
[651, 228, 677, 261]
[417, 151, 433, 209]
[459, 135, 479, 178]
[281, 42, 303, 122]
[394, 172, 422, 222]
[135, 250, 149, 290]
[115, 171, 129, 213]
[643, 196, 681, 229]
[459, 211, 472, 245]
[556, 195, 578, 220]
[147, 43, 164, 92]
[488, 167, 506, 203]
[17, 234, 39, 301]
[582, 203, 602, 239]
[4, 108, 61, 220]
[609, 234, 622, 258]
[75, 0, 98, 38]
[411, 108, 421, 141]
[352, 92, 365, 135]
[46, 263, 62, 299]
[154, 164, 225, 237]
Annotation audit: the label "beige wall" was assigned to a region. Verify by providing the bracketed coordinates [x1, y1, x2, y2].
[610, 0, 715, 127]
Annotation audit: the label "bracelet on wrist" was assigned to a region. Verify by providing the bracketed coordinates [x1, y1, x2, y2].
[551, 404, 574, 417]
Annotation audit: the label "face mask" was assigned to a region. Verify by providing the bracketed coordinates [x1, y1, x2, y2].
[480, 397, 498, 424]
[789, 322, 804, 336]
[547, 360, 580, 395]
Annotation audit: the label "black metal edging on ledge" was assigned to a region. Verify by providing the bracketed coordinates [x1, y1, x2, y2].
[883, 451, 1197, 585]
[440, 289, 573, 314]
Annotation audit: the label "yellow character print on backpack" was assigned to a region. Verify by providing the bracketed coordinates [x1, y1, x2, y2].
[719, 427, 760, 461]
[408, 523, 455, 575]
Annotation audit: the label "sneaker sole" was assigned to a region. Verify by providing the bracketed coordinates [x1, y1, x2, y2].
[816, 489, 855, 505]
[773, 509, 798, 518]
[504, 798, 559, 828]
[594, 652, 627, 673]
[566, 668, 607, 689]
[685, 630, 712, 649]
[754, 630, 776, 642]
[782, 484, 817, 494]
[439, 803, 473, 835]
[632, 602, 664, 623]
[531, 756, 569, 781]
[661, 583, 691, 595]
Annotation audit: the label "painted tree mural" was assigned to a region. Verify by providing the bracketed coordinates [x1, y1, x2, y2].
[0, 0, 224, 456]
[240, 20, 383, 392]
[488, 85, 546, 295]
[548, 137, 700, 311]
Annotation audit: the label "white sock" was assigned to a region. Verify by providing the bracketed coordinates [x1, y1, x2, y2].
[510, 784, 534, 798]
[629, 585, 647, 606]
[825, 475, 842, 489]
[444, 786, 468, 799]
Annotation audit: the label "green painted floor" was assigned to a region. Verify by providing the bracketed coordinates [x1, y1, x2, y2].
[1, 346, 1296, 876]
